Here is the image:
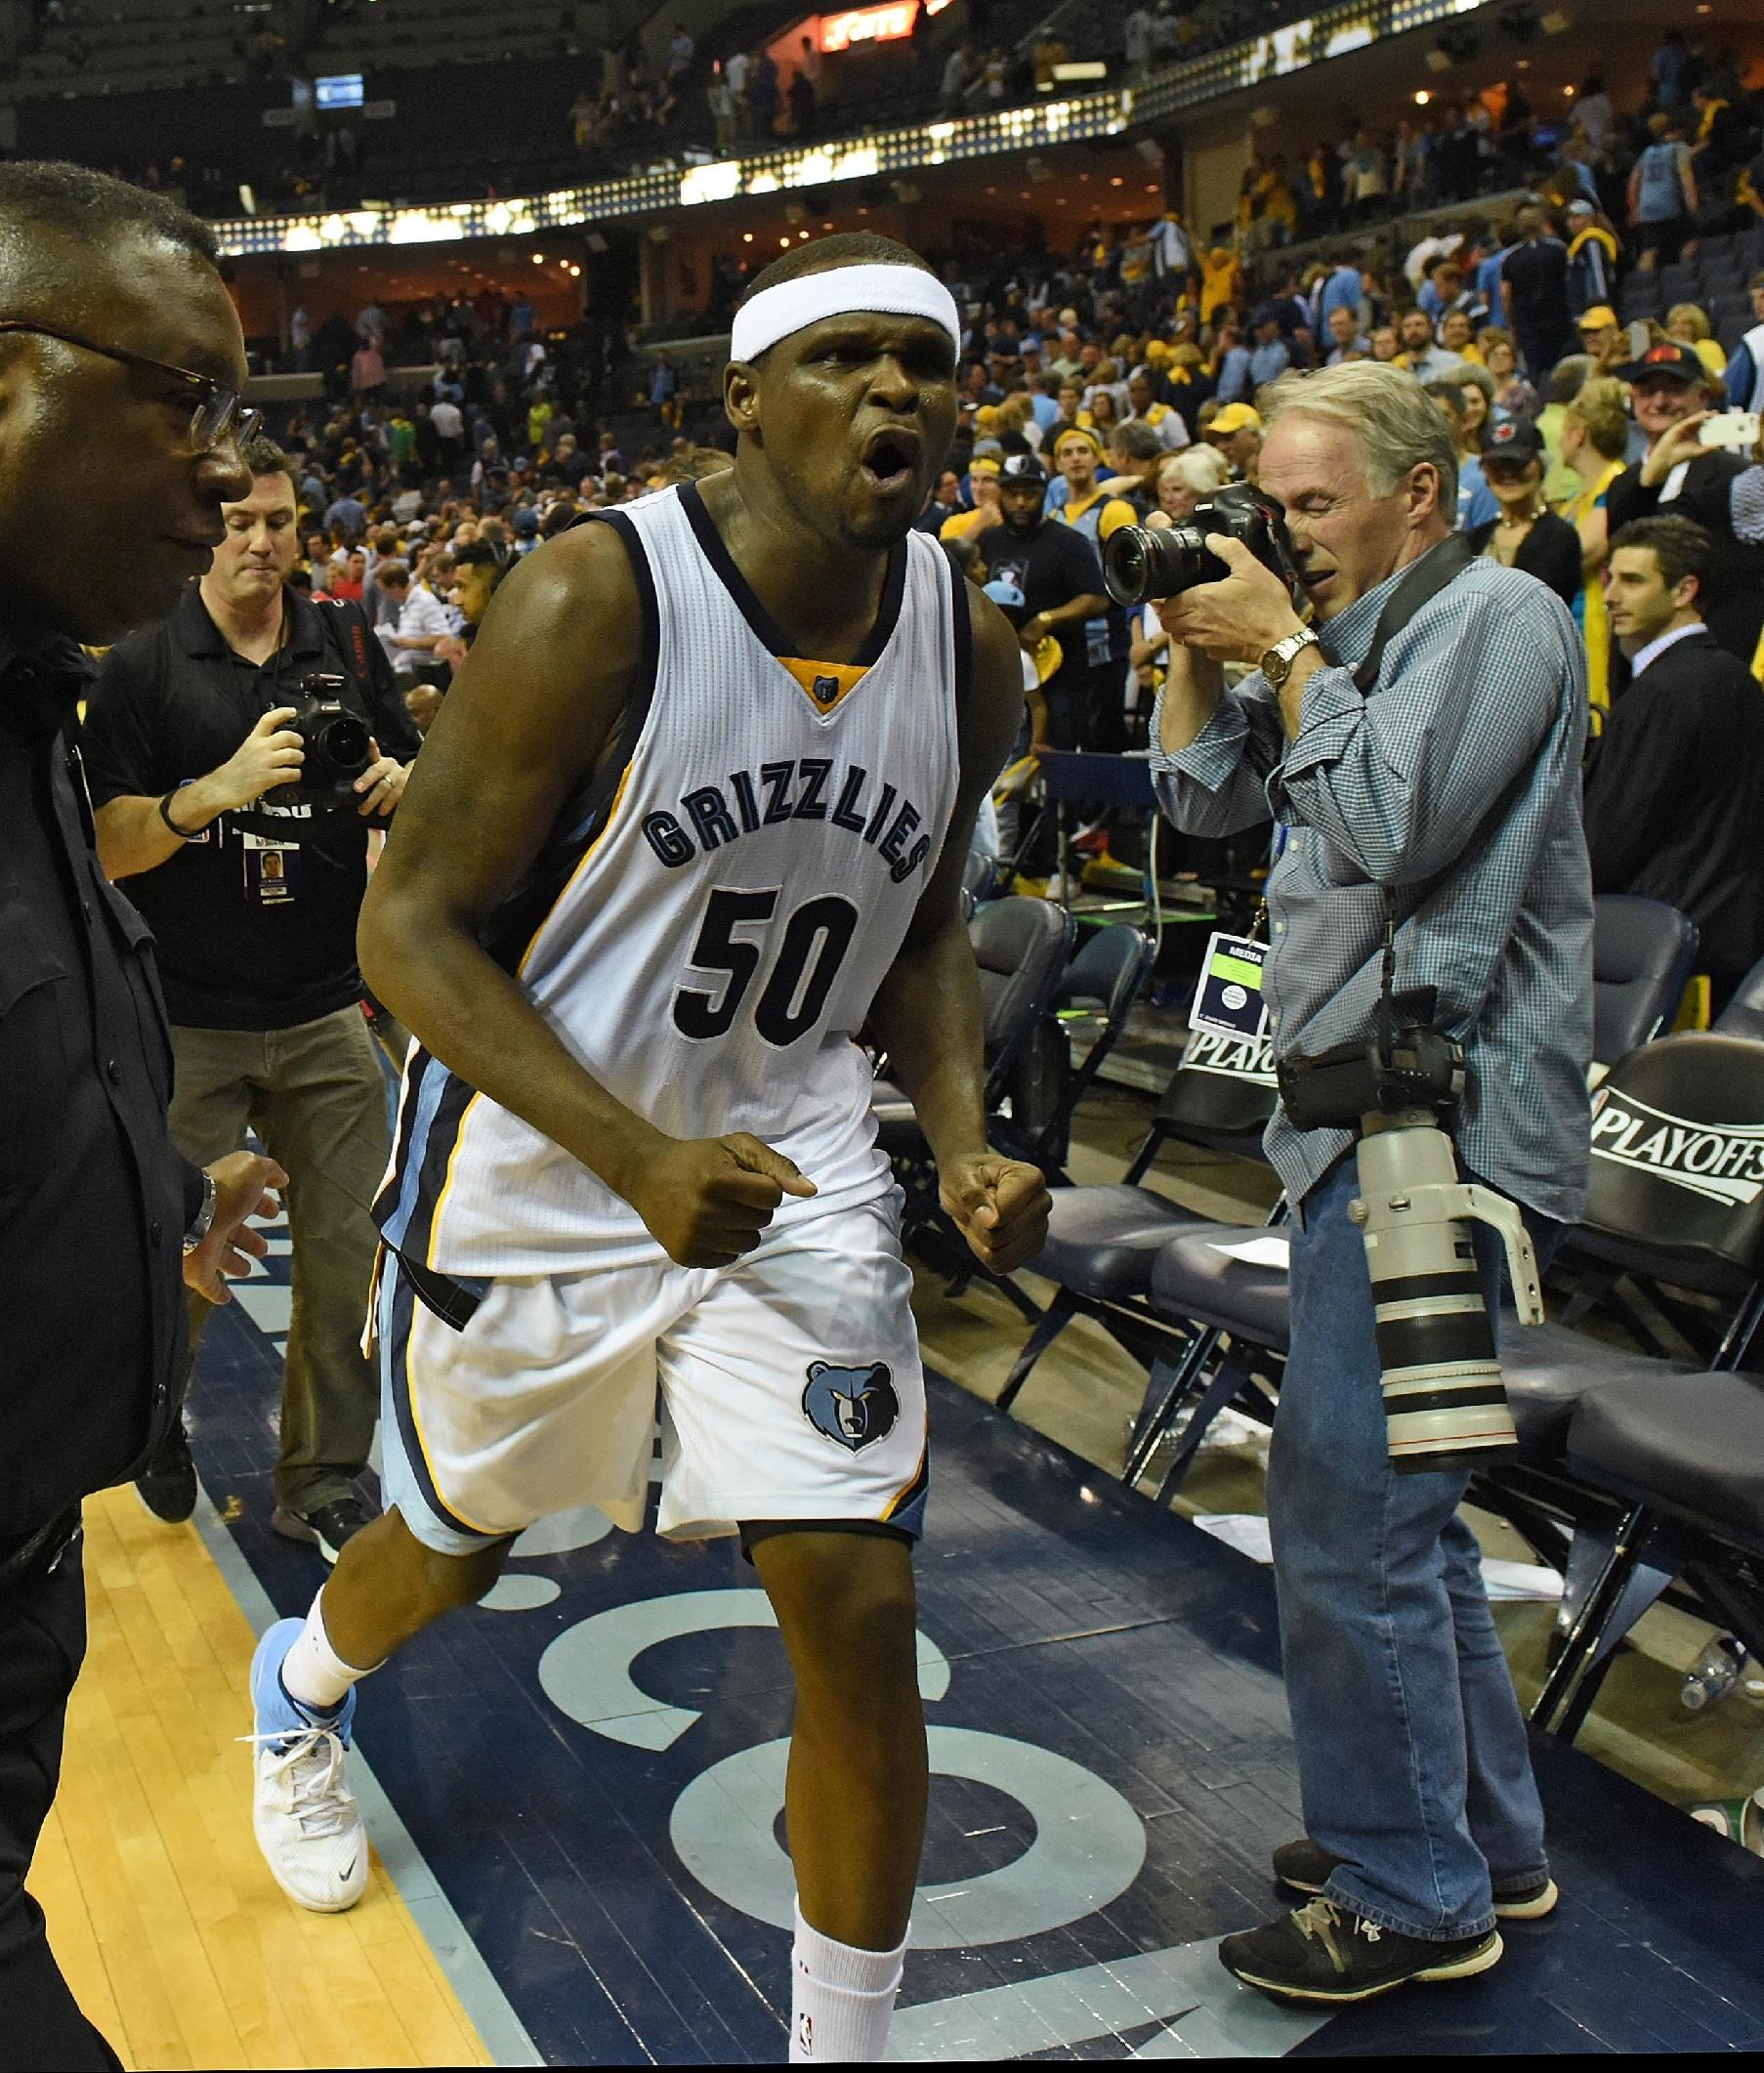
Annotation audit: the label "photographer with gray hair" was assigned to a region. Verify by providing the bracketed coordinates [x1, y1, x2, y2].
[1149, 361, 1593, 2004]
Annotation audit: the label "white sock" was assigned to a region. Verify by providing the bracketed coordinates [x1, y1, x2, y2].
[279, 1589, 376, 1713]
[789, 1900, 906, 2063]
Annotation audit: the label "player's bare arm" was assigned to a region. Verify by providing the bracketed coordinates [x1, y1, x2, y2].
[358, 525, 810, 1269]
[865, 584, 1052, 1276]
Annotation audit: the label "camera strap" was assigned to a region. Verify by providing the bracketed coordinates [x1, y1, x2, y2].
[313, 597, 381, 709]
[1341, 531, 1477, 698]
[1325, 532, 1477, 1062]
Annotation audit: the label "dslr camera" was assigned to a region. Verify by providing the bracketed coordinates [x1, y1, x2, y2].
[282, 673, 373, 804]
[1103, 483, 1299, 608]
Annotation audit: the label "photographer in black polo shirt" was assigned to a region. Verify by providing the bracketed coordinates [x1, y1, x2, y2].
[82, 437, 420, 1562]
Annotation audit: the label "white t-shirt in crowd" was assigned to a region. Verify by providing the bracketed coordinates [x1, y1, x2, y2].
[384, 583, 455, 674]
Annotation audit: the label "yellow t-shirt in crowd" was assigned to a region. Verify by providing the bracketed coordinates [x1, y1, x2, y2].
[1562, 457, 1625, 720]
[1200, 249, 1240, 323]
[1057, 489, 1138, 543]
[939, 507, 994, 541]
[1691, 336, 1729, 383]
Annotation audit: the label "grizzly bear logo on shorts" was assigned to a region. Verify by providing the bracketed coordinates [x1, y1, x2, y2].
[802, 1361, 900, 1452]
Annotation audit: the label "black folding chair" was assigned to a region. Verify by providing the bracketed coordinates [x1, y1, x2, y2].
[1714, 954, 1764, 1044]
[1535, 1364, 1764, 1743]
[1590, 895, 1700, 1073]
[1463, 1034, 1764, 1653]
[992, 922, 1155, 1178]
[961, 845, 1001, 914]
[994, 1016, 1281, 1415]
[1120, 897, 1705, 1491]
[873, 896, 1073, 1303]
[1127, 1020, 1764, 1508]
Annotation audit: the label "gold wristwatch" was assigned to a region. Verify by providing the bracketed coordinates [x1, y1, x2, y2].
[1260, 627, 1322, 687]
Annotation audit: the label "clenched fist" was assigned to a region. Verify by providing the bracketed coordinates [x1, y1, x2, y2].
[940, 1154, 1051, 1276]
[626, 1131, 817, 1268]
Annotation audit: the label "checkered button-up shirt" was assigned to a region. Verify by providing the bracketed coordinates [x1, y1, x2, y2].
[1152, 540, 1594, 1221]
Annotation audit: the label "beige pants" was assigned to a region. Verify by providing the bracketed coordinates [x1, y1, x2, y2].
[170, 1006, 389, 1513]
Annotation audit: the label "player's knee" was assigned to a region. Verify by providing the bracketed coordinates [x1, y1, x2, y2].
[416, 1534, 510, 1612]
[759, 1533, 918, 1696]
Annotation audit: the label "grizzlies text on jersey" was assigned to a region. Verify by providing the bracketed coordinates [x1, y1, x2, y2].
[373, 480, 966, 1277]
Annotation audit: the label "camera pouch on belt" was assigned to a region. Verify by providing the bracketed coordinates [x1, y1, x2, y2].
[1277, 1037, 1381, 1128]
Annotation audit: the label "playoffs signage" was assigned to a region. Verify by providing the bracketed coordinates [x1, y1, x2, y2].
[1181, 1027, 1278, 1087]
[1590, 1083, 1764, 1208]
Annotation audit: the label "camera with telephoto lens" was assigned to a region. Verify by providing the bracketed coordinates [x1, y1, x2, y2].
[282, 673, 372, 804]
[1279, 1016, 1544, 1476]
[1102, 482, 1298, 608]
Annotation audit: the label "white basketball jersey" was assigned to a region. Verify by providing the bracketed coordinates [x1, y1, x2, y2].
[375, 482, 966, 1277]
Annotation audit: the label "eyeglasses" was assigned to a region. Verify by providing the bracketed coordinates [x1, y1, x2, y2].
[0, 319, 261, 454]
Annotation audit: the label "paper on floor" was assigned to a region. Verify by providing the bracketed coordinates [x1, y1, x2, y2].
[1194, 1515, 1566, 1600]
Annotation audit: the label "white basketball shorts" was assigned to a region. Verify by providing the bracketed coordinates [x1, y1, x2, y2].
[371, 1190, 929, 1556]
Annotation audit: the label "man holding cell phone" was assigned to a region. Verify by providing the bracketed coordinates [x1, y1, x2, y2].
[1602, 340, 1764, 670]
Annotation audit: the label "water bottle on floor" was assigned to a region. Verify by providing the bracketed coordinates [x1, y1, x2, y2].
[1681, 1634, 1748, 1713]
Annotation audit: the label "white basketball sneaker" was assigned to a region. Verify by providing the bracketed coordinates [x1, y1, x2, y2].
[247, 1617, 368, 1913]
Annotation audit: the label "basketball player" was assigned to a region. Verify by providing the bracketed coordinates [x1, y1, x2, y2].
[244, 234, 1048, 2063]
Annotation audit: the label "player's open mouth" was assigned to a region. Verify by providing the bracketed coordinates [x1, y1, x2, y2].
[860, 429, 920, 493]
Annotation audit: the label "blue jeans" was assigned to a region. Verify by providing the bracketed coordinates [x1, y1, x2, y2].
[1266, 1152, 1552, 1941]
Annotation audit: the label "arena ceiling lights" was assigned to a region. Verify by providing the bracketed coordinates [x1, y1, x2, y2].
[208, 0, 1519, 259]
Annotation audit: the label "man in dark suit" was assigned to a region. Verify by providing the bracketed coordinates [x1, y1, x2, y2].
[1586, 516, 1764, 1012]
[0, 159, 284, 2066]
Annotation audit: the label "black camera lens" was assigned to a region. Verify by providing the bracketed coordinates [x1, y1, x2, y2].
[316, 711, 371, 778]
[1103, 523, 1228, 607]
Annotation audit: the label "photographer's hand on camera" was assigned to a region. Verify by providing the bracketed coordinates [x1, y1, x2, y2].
[1157, 533, 1308, 665]
[208, 704, 306, 810]
[352, 737, 410, 820]
[1158, 534, 1321, 735]
[96, 707, 311, 877]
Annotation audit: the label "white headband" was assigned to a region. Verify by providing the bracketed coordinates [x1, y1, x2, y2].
[730, 263, 962, 365]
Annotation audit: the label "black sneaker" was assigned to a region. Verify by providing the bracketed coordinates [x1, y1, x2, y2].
[272, 1494, 377, 1566]
[1274, 1838, 1559, 1921]
[1220, 1898, 1502, 2005]
[135, 1420, 198, 1524]
[1272, 1836, 1348, 1898]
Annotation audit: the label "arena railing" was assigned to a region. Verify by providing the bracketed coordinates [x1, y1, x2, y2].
[198, 0, 1520, 258]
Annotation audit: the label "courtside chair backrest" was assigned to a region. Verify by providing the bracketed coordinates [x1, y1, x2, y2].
[961, 846, 1000, 913]
[1153, 1024, 1281, 1163]
[969, 895, 1076, 1106]
[1714, 955, 1764, 1046]
[1051, 924, 1156, 1115]
[1578, 1032, 1764, 1294]
[1592, 895, 1700, 1070]
[869, 895, 1071, 1155]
